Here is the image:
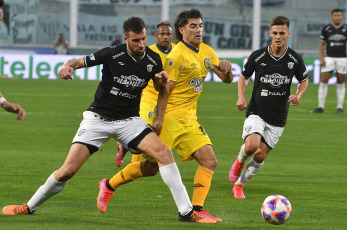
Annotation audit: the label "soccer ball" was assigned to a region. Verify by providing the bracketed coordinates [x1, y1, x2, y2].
[261, 195, 292, 225]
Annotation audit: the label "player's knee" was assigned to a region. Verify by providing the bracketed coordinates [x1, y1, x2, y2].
[56, 167, 77, 181]
[154, 144, 173, 164]
[244, 144, 258, 155]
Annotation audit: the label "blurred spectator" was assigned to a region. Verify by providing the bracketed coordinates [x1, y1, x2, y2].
[0, 0, 3, 20]
[54, 33, 69, 54]
[111, 35, 122, 46]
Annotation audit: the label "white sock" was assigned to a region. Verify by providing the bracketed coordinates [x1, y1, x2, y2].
[237, 144, 250, 164]
[27, 171, 68, 213]
[159, 163, 192, 216]
[318, 83, 328, 108]
[236, 159, 264, 186]
[336, 83, 345, 109]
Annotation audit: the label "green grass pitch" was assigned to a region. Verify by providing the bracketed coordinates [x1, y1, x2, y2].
[0, 78, 346, 229]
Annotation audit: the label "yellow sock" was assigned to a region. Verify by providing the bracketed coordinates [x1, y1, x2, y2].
[192, 165, 214, 207]
[109, 161, 143, 190]
[131, 154, 142, 162]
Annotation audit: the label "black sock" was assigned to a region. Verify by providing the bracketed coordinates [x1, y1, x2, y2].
[105, 179, 115, 191]
[193, 205, 203, 212]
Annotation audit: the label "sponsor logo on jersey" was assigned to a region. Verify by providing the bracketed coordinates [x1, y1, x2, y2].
[118, 62, 124, 65]
[191, 63, 197, 69]
[260, 73, 291, 88]
[112, 52, 125, 59]
[146, 54, 157, 65]
[288, 62, 294, 69]
[113, 75, 146, 89]
[328, 34, 346, 41]
[260, 63, 267, 66]
[255, 51, 266, 62]
[288, 53, 298, 63]
[110, 86, 138, 99]
[261, 89, 287, 96]
[147, 64, 153, 72]
[190, 77, 205, 92]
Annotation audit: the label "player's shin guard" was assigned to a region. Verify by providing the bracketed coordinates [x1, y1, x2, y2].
[109, 161, 143, 189]
[192, 166, 213, 208]
[337, 83, 345, 109]
[236, 158, 264, 186]
[159, 163, 192, 216]
[27, 171, 68, 213]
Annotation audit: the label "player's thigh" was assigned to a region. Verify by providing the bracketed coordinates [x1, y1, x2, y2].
[72, 111, 113, 152]
[321, 57, 335, 73]
[174, 121, 213, 162]
[262, 123, 284, 149]
[335, 58, 347, 75]
[137, 132, 173, 165]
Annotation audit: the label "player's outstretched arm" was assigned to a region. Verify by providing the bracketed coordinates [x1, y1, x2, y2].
[0, 92, 26, 121]
[288, 79, 308, 106]
[58, 58, 85, 80]
[212, 59, 233, 83]
[236, 75, 248, 111]
[152, 71, 174, 135]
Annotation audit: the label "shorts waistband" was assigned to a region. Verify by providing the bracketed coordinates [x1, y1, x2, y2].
[93, 114, 133, 123]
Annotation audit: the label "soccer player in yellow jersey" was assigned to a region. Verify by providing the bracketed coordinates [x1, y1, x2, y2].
[155, 8, 233, 221]
[115, 20, 176, 167]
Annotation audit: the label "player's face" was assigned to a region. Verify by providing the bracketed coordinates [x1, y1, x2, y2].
[269, 25, 290, 49]
[179, 18, 203, 48]
[331, 12, 343, 26]
[124, 28, 147, 59]
[155, 25, 173, 51]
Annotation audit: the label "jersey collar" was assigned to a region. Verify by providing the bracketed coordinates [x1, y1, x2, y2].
[156, 43, 172, 54]
[127, 50, 146, 62]
[182, 40, 199, 53]
[267, 45, 288, 61]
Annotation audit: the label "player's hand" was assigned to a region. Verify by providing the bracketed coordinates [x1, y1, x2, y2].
[288, 94, 301, 106]
[236, 96, 247, 111]
[150, 122, 163, 136]
[320, 59, 326, 67]
[58, 66, 74, 80]
[155, 71, 170, 86]
[212, 59, 232, 74]
[2, 102, 26, 121]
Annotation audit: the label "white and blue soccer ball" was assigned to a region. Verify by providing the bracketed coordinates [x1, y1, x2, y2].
[261, 195, 292, 225]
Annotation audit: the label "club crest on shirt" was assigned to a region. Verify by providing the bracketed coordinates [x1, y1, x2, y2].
[204, 56, 213, 70]
[287, 62, 294, 69]
[168, 59, 174, 68]
[147, 64, 153, 72]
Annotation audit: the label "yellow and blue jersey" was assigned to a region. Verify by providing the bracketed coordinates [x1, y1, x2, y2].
[141, 43, 176, 104]
[163, 41, 219, 123]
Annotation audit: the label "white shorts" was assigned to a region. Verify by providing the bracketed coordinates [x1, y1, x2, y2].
[242, 115, 284, 149]
[72, 111, 153, 154]
[321, 57, 347, 74]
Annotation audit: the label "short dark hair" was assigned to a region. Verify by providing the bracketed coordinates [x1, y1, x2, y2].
[174, 8, 202, 41]
[270, 16, 290, 28]
[123, 17, 146, 36]
[0, 0, 4, 8]
[331, 8, 342, 15]
[157, 20, 172, 29]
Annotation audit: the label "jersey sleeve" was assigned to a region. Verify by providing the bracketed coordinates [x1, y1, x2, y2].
[320, 26, 327, 42]
[151, 53, 163, 81]
[84, 47, 111, 67]
[241, 52, 256, 79]
[210, 47, 220, 66]
[164, 51, 184, 82]
[295, 55, 308, 82]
